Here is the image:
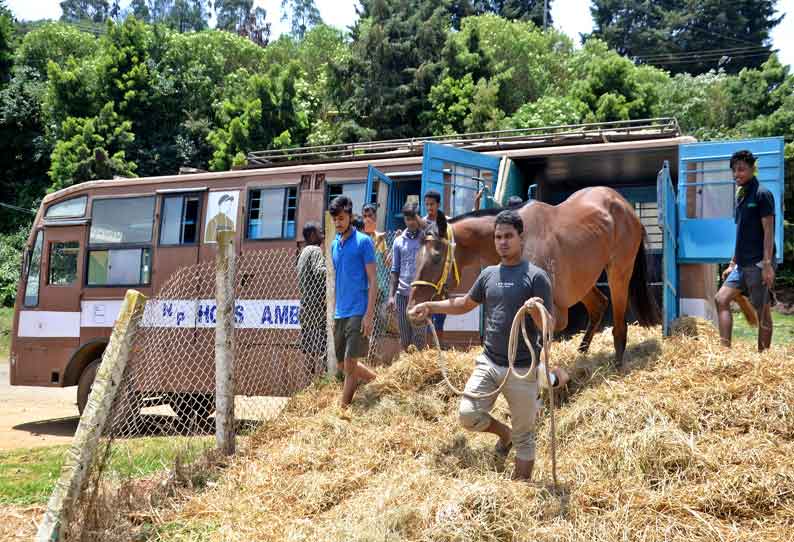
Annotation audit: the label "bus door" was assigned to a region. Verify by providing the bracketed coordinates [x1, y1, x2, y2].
[14, 222, 85, 385]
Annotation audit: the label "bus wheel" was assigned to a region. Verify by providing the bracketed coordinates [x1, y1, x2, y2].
[76, 359, 141, 435]
[76, 360, 100, 415]
[169, 393, 215, 430]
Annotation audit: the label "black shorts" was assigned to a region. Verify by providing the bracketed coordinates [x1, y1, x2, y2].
[334, 316, 369, 362]
[725, 264, 774, 311]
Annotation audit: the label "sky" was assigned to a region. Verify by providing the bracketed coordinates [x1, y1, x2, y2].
[5, 0, 794, 68]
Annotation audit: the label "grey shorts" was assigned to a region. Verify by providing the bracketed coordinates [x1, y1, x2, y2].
[725, 264, 774, 311]
[334, 316, 369, 362]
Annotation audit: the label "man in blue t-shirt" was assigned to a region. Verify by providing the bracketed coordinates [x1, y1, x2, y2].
[715, 150, 777, 351]
[410, 210, 569, 481]
[330, 195, 378, 407]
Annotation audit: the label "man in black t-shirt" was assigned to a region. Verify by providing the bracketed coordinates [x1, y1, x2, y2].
[410, 210, 569, 481]
[715, 150, 777, 351]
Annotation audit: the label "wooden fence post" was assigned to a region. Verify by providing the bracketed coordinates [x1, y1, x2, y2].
[36, 290, 146, 542]
[215, 228, 236, 455]
[324, 211, 337, 375]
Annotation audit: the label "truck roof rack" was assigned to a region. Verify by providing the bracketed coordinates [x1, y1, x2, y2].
[245, 117, 681, 168]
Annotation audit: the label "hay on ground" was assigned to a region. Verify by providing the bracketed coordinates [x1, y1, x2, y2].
[158, 321, 794, 542]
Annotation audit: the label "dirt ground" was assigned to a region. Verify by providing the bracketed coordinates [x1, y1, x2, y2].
[0, 360, 80, 451]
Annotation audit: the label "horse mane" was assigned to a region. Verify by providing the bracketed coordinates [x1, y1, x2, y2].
[448, 200, 531, 223]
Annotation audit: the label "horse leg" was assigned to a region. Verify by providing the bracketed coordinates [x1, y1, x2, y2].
[606, 265, 633, 367]
[553, 304, 569, 334]
[578, 286, 609, 353]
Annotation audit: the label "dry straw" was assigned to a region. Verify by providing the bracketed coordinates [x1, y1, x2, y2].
[158, 319, 794, 541]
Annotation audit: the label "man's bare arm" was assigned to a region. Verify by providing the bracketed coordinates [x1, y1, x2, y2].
[410, 294, 479, 321]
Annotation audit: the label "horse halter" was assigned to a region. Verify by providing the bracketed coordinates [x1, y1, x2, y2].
[411, 224, 461, 300]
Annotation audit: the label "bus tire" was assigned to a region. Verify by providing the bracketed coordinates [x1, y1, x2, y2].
[76, 359, 141, 435]
[76, 360, 99, 415]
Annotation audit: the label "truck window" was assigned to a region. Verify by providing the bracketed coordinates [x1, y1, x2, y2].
[684, 160, 735, 219]
[247, 187, 298, 239]
[160, 194, 201, 245]
[23, 231, 43, 306]
[45, 196, 88, 218]
[88, 196, 154, 286]
[48, 241, 79, 285]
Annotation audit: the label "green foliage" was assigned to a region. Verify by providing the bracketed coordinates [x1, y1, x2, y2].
[570, 39, 668, 122]
[60, 0, 110, 24]
[0, 0, 13, 86]
[14, 22, 96, 78]
[504, 96, 586, 129]
[590, 0, 783, 75]
[468, 0, 552, 27]
[0, 227, 27, 307]
[207, 63, 309, 170]
[48, 101, 136, 191]
[443, 15, 573, 114]
[331, 0, 454, 140]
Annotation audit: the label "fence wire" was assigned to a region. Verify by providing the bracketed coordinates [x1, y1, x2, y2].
[65, 232, 407, 539]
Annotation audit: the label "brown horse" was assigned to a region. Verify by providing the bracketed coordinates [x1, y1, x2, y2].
[409, 186, 660, 365]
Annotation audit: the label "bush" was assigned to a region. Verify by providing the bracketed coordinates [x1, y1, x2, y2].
[0, 227, 27, 307]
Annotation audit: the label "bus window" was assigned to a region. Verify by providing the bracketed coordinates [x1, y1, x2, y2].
[247, 187, 298, 239]
[88, 196, 154, 286]
[45, 196, 88, 218]
[326, 182, 365, 214]
[48, 241, 79, 285]
[160, 194, 201, 245]
[23, 231, 43, 306]
[88, 248, 151, 286]
[90, 196, 155, 244]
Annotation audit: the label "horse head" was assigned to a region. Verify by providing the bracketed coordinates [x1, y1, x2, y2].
[409, 211, 452, 312]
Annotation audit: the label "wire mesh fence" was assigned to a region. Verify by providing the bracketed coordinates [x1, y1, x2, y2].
[59, 230, 409, 539]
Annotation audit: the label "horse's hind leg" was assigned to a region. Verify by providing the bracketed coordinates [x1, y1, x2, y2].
[578, 286, 609, 353]
[606, 264, 633, 367]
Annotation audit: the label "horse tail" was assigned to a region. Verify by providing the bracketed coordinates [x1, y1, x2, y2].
[629, 235, 662, 327]
[735, 294, 758, 327]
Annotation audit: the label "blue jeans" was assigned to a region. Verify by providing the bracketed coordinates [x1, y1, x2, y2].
[431, 313, 446, 332]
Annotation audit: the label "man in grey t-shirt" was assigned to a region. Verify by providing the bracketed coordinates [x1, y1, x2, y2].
[410, 209, 569, 481]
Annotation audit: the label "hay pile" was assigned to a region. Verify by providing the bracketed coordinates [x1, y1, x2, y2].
[165, 321, 794, 541]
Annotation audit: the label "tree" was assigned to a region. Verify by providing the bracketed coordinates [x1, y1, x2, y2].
[331, 0, 455, 140]
[216, 0, 270, 46]
[130, 0, 211, 32]
[60, 0, 111, 23]
[569, 39, 668, 122]
[49, 101, 136, 192]
[207, 63, 310, 170]
[215, 0, 251, 31]
[0, 1, 13, 86]
[281, 0, 322, 40]
[590, 0, 783, 75]
[468, 0, 552, 27]
[504, 96, 586, 129]
[436, 15, 572, 116]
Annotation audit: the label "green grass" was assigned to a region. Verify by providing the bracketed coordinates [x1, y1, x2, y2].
[732, 310, 794, 345]
[0, 436, 212, 505]
[0, 306, 12, 361]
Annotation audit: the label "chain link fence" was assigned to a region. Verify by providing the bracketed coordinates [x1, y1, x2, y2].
[56, 230, 406, 539]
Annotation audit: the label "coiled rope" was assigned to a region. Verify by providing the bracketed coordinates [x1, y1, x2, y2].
[425, 299, 559, 488]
